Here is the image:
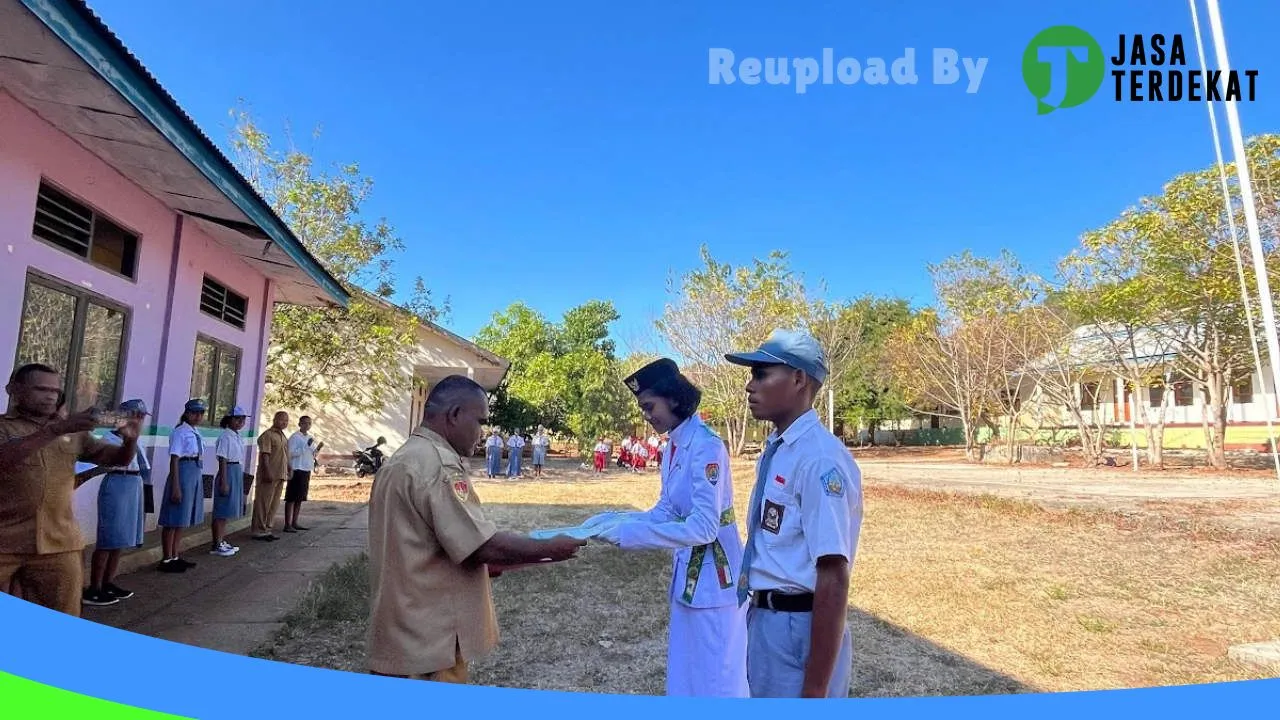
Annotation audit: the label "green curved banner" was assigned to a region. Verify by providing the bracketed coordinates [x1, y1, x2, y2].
[0, 671, 190, 719]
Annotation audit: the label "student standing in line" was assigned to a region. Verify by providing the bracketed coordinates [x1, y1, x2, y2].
[81, 399, 152, 607]
[484, 429, 503, 478]
[506, 431, 525, 478]
[211, 407, 249, 558]
[158, 399, 207, 573]
[285, 415, 322, 533]
[592, 436, 608, 473]
[531, 426, 550, 478]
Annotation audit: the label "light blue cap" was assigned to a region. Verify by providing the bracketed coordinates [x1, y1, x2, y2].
[724, 328, 829, 383]
[228, 405, 248, 417]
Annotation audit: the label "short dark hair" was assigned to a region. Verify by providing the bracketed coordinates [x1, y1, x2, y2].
[9, 363, 59, 386]
[645, 372, 702, 422]
[300, 415, 312, 423]
[424, 375, 487, 418]
[220, 415, 233, 429]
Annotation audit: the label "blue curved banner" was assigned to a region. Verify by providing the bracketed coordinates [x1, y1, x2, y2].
[1, 593, 1276, 717]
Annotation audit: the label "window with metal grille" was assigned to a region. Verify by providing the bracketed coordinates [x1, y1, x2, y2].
[31, 180, 139, 279]
[200, 275, 248, 329]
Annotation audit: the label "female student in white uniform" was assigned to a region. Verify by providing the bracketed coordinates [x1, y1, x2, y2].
[211, 406, 249, 557]
[584, 358, 749, 697]
[158, 399, 206, 573]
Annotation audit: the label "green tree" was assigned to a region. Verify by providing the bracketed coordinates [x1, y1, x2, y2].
[656, 246, 809, 455]
[1062, 134, 1280, 468]
[810, 296, 915, 443]
[475, 300, 635, 452]
[230, 110, 447, 413]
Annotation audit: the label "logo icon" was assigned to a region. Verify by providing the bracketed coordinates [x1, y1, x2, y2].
[1022, 25, 1105, 114]
[705, 463, 719, 485]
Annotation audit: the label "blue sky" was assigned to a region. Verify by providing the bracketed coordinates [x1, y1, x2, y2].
[89, 0, 1279, 355]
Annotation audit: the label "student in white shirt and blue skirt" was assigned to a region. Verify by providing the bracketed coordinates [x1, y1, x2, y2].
[485, 429, 503, 478]
[158, 399, 207, 573]
[81, 399, 152, 607]
[211, 406, 249, 558]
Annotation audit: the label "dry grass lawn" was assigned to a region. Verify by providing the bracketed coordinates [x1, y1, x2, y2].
[255, 458, 1280, 696]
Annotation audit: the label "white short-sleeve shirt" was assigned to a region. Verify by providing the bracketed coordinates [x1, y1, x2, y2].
[168, 422, 203, 458]
[216, 429, 245, 464]
[507, 435, 524, 448]
[289, 431, 317, 472]
[746, 409, 863, 594]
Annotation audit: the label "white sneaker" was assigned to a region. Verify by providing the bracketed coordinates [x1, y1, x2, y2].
[221, 540, 240, 553]
[209, 542, 236, 557]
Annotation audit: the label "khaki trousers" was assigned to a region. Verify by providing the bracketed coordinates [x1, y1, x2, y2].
[371, 643, 469, 684]
[0, 551, 82, 617]
[251, 477, 286, 535]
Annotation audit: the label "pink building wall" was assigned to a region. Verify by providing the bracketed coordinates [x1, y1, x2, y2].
[0, 90, 274, 538]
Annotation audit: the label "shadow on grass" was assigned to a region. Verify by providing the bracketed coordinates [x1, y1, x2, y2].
[252, 501, 1031, 697]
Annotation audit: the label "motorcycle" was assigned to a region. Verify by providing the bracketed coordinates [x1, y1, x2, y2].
[353, 437, 387, 477]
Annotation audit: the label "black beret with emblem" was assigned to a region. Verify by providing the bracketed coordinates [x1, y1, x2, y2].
[624, 358, 680, 396]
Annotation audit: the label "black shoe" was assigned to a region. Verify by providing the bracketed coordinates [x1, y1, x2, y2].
[158, 559, 186, 573]
[292, 525, 310, 531]
[282, 526, 297, 533]
[103, 583, 134, 599]
[82, 588, 119, 606]
[175, 557, 197, 569]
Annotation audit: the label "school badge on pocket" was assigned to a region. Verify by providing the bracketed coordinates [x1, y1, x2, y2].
[705, 463, 719, 485]
[453, 478, 470, 501]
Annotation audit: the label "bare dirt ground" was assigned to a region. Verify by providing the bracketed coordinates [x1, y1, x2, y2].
[258, 455, 1280, 696]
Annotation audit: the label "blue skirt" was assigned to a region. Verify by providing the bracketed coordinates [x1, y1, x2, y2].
[532, 446, 547, 465]
[486, 448, 501, 476]
[213, 462, 244, 520]
[96, 472, 144, 550]
[159, 459, 205, 528]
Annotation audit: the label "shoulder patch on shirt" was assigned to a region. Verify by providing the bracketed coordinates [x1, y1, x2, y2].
[705, 463, 719, 485]
[821, 467, 845, 497]
[452, 478, 470, 502]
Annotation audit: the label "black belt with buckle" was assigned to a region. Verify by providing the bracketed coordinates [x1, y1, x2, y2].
[108, 470, 142, 476]
[752, 590, 815, 612]
[178, 456, 201, 462]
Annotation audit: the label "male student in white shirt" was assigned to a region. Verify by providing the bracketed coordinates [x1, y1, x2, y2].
[285, 416, 323, 533]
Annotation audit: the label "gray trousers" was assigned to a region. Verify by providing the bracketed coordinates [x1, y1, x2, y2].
[746, 606, 853, 698]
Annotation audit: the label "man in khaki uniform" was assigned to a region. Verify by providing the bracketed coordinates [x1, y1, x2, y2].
[252, 411, 291, 541]
[367, 375, 585, 682]
[0, 363, 143, 616]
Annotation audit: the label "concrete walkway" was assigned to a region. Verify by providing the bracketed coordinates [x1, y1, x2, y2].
[83, 501, 368, 656]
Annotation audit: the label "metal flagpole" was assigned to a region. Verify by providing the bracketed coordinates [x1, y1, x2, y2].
[1199, 0, 1280, 484]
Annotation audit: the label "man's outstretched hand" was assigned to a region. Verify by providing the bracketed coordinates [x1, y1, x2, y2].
[541, 535, 587, 561]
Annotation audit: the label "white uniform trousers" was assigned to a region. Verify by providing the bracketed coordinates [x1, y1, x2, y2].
[666, 600, 750, 697]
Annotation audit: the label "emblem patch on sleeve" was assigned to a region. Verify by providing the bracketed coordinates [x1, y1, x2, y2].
[761, 500, 785, 534]
[452, 479, 470, 501]
[705, 463, 719, 485]
[820, 468, 845, 497]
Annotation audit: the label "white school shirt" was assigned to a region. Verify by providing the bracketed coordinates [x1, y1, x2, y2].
[288, 431, 317, 472]
[94, 431, 148, 474]
[533, 434, 550, 447]
[215, 429, 246, 464]
[486, 434, 503, 449]
[745, 409, 863, 595]
[593, 442, 608, 454]
[615, 414, 742, 608]
[507, 435, 525, 448]
[168, 422, 203, 459]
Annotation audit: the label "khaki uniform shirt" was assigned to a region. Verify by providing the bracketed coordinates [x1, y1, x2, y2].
[0, 412, 111, 555]
[367, 426, 499, 676]
[257, 427, 290, 482]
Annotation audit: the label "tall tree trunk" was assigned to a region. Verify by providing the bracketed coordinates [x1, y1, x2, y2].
[1204, 370, 1229, 469]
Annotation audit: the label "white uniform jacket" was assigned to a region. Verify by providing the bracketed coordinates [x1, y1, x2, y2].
[616, 414, 742, 609]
